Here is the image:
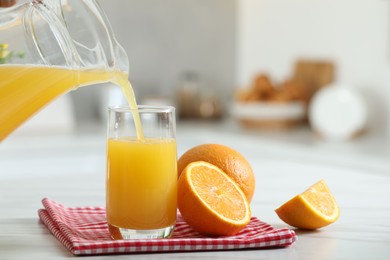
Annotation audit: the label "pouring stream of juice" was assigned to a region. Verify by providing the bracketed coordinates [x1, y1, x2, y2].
[0, 65, 144, 141]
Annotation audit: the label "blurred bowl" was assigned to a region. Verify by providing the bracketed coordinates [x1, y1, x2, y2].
[231, 101, 306, 129]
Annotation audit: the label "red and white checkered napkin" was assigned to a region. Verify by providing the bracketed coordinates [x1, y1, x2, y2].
[38, 198, 296, 255]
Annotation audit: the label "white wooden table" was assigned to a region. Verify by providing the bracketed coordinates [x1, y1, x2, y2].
[1, 121, 390, 259]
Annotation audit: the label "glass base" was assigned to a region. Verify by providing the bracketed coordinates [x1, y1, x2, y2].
[108, 223, 174, 240]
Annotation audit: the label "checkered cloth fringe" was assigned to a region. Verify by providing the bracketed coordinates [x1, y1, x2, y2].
[38, 198, 296, 255]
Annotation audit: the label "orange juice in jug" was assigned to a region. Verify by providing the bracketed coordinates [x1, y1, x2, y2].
[0, 65, 143, 141]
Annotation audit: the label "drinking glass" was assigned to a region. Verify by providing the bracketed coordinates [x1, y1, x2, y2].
[106, 105, 177, 239]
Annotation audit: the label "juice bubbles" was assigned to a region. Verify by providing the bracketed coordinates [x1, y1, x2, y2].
[106, 138, 177, 231]
[0, 65, 143, 141]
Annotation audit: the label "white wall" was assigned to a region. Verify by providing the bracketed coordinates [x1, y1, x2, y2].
[99, 0, 237, 100]
[71, 0, 237, 124]
[237, 0, 390, 132]
[73, 0, 390, 132]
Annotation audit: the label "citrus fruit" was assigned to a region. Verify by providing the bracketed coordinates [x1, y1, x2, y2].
[275, 179, 340, 230]
[177, 144, 255, 202]
[177, 161, 251, 236]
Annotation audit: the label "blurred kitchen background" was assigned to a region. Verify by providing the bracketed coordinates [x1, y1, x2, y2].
[14, 0, 390, 140]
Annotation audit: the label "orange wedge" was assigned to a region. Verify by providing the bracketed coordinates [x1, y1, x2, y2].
[178, 161, 251, 236]
[275, 179, 340, 230]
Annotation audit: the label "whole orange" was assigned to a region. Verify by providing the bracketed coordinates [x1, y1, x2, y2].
[177, 144, 255, 202]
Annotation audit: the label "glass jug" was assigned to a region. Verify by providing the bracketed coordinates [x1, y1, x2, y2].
[0, 0, 131, 141]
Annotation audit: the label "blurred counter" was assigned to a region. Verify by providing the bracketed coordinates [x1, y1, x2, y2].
[0, 120, 389, 259]
[178, 120, 390, 171]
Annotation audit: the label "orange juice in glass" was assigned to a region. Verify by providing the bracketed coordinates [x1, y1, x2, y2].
[106, 106, 177, 239]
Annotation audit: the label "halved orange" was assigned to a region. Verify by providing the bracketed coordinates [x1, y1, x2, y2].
[177, 144, 255, 202]
[275, 179, 340, 230]
[178, 161, 251, 236]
